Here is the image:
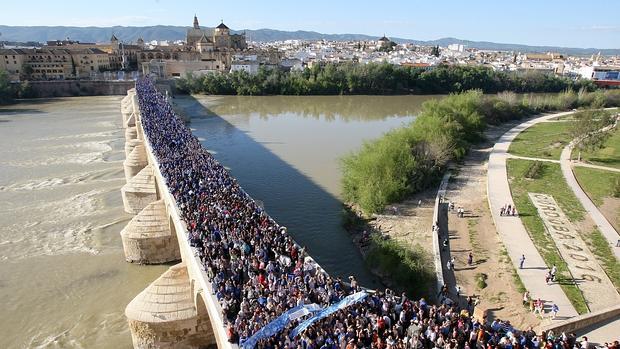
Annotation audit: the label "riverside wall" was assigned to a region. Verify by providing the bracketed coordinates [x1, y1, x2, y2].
[13, 80, 135, 98]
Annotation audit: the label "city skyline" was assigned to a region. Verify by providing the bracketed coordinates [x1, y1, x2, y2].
[1, 0, 619, 49]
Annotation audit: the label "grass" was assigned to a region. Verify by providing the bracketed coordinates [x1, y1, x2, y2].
[467, 218, 486, 258]
[509, 121, 574, 160]
[576, 128, 620, 169]
[507, 159, 589, 313]
[499, 247, 528, 294]
[573, 167, 620, 206]
[586, 228, 620, 292]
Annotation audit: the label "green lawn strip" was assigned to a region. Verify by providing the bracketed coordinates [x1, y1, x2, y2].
[507, 159, 589, 314]
[585, 228, 620, 293]
[576, 128, 620, 169]
[509, 121, 574, 160]
[573, 166, 620, 206]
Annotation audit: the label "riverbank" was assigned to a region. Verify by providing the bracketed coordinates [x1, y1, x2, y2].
[175, 63, 595, 96]
[343, 189, 437, 299]
[342, 89, 620, 216]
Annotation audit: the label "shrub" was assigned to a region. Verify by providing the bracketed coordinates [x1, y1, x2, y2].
[366, 235, 435, 298]
[475, 273, 488, 289]
[524, 161, 545, 179]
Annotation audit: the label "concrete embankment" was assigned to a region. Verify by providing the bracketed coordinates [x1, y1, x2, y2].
[13, 80, 135, 98]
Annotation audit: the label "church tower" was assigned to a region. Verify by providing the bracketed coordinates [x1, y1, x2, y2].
[193, 14, 200, 29]
[110, 34, 119, 50]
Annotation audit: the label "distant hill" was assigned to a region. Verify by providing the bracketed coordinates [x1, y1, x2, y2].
[1, 25, 618, 56]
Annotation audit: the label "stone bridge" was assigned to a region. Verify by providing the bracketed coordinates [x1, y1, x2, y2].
[119, 88, 236, 348]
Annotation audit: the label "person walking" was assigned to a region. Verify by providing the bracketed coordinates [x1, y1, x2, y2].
[551, 303, 559, 319]
[467, 252, 473, 266]
[551, 264, 557, 282]
[519, 254, 525, 269]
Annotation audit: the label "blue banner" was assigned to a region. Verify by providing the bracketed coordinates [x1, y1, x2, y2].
[241, 303, 321, 349]
[289, 291, 368, 339]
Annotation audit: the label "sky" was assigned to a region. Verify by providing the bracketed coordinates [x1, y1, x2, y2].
[1, 0, 619, 49]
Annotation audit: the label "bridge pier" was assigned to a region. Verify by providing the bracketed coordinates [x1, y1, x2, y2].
[121, 164, 158, 214]
[125, 126, 137, 141]
[125, 263, 216, 349]
[124, 144, 148, 182]
[119, 88, 224, 348]
[120, 200, 181, 264]
[125, 138, 143, 158]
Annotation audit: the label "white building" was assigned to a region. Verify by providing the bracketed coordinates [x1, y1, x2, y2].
[448, 44, 465, 52]
[230, 60, 260, 74]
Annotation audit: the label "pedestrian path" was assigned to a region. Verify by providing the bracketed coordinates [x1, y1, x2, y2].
[507, 154, 561, 163]
[561, 142, 620, 260]
[573, 161, 620, 173]
[487, 111, 579, 319]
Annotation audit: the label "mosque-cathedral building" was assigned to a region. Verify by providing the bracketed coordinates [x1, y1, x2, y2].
[138, 15, 248, 77]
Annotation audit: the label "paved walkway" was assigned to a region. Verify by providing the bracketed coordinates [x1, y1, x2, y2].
[487, 111, 579, 319]
[561, 143, 620, 261]
[507, 154, 561, 163]
[573, 161, 620, 173]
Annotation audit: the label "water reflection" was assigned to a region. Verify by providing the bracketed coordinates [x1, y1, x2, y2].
[201, 95, 441, 121]
[175, 94, 445, 290]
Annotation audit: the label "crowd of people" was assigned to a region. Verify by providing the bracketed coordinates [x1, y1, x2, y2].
[134, 78, 617, 349]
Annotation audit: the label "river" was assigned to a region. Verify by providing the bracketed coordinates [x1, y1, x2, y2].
[0, 94, 438, 348]
[175, 95, 442, 286]
[0, 97, 166, 348]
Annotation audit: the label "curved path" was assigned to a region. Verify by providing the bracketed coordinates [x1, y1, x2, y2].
[574, 162, 620, 173]
[487, 111, 579, 320]
[561, 138, 620, 261]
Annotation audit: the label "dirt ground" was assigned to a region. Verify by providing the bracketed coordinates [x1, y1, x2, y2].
[369, 192, 436, 253]
[600, 197, 620, 233]
[443, 123, 541, 330]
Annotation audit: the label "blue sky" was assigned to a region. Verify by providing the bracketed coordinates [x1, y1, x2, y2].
[1, 0, 619, 48]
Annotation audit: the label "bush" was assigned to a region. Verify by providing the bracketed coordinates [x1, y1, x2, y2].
[366, 235, 435, 298]
[341, 89, 620, 214]
[524, 161, 545, 179]
[342, 91, 486, 213]
[475, 273, 488, 289]
[614, 178, 620, 198]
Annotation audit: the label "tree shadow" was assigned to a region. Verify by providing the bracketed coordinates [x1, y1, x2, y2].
[176, 94, 383, 289]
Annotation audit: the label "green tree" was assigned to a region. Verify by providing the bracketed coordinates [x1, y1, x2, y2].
[571, 109, 616, 157]
[0, 68, 14, 104]
[20, 64, 33, 81]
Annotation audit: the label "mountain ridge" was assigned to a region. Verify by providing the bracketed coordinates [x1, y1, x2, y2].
[0, 25, 618, 56]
